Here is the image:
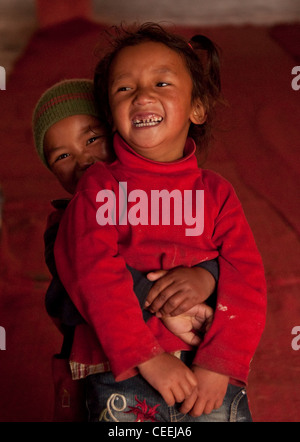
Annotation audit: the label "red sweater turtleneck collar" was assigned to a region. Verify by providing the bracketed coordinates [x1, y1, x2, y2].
[112, 132, 198, 174]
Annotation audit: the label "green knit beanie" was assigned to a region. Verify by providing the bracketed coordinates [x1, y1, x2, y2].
[32, 79, 100, 168]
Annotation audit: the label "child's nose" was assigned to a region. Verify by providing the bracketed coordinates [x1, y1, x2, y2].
[77, 161, 93, 172]
[134, 86, 155, 105]
[76, 153, 94, 171]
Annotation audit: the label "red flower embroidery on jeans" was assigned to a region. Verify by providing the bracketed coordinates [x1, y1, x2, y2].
[125, 396, 160, 422]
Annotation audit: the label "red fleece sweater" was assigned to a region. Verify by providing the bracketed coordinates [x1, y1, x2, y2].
[54, 133, 266, 385]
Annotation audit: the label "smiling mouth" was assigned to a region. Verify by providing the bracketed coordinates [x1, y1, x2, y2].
[132, 115, 163, 128]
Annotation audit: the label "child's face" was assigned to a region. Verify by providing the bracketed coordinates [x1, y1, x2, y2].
[108, 41, 205, 162]
[44, 114, 109, 194]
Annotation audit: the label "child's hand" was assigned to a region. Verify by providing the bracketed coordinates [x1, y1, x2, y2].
[180, 366, 229, 417]
[145, 266, 215, 317]
[138, 353, 197, 406]
[160, 303, 214, 346]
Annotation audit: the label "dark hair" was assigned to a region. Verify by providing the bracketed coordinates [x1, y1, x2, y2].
[94, 22, 223, 152]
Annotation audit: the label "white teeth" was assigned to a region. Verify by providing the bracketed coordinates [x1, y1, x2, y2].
[133, 116, 163, 127]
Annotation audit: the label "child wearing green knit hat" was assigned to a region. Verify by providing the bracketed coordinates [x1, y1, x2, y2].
[32, 78, 115, 421]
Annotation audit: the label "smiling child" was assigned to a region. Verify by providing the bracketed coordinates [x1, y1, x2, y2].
[53, 29, 266, 422]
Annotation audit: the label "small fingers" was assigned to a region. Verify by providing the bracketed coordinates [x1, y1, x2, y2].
[160, 389, 176, 407]
[144, 274, 173, 310]
[166, 297, 197, 317]
[146, 284, 181, 314]
[179, 390, 198, 415]
[156, 290, 187, 316]
[146, 269, 168, 282]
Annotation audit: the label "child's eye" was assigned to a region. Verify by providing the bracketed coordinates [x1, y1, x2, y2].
[117, 86, 131, 92]
[87, 136, 100, 145]
[54, 153, 70, 163]
[156, 82, 169, 87]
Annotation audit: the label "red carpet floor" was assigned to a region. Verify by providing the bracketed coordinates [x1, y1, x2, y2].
[0, 18, 299, 422]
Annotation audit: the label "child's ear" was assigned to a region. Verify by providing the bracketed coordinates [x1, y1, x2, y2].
[190, 100, 207, 125]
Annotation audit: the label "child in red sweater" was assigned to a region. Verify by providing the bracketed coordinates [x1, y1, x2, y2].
[33, 78, 218, 420]
[54, 25, 266, 422]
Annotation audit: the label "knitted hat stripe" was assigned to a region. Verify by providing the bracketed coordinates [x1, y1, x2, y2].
[34, 92, 95, 122]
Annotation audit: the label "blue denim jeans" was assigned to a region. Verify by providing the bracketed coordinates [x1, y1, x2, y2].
[85, 353, 252, 422]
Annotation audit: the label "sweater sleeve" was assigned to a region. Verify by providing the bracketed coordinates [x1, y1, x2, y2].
[54, 176, 164, 381]
[193, 177, 267, 384]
